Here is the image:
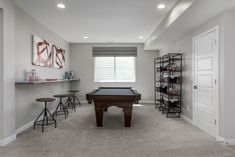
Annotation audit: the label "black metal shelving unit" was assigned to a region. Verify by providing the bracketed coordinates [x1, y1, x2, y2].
[154, 53, 182, 118]
[154, 57, 162, 109]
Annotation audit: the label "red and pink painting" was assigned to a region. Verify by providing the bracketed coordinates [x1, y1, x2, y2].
[52, 45, 65, 69]
[32, 35, 66, 69]
[32, 35, 52, 67]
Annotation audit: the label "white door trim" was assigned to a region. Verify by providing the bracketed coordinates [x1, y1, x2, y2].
[192, 26, 219, 139]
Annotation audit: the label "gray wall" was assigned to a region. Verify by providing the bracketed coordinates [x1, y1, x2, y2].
[159, 10, 235, 139]
[222, 10, 235, 139]
[15, 5, 70, 81]
[0, 0, 16, 140]
[15, 6, 71, 129]
[0, 8, 4, 139]
[70, 43, 158, 102]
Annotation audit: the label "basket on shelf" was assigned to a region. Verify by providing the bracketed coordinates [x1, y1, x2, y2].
[156, 86, 167, 93]
[163, 77, 179, 83]
[163, 97, 178, 108]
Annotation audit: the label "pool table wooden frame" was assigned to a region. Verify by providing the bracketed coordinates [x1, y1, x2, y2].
[86, 87, 141, 127]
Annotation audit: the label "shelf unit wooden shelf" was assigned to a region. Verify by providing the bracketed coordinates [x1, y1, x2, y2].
[154, 53, 182, 118]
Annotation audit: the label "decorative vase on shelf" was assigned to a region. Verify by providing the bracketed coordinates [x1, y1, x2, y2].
[64, 71, 69, 79]
[69, 71, 74, 79]
[25, 69, 40, 82]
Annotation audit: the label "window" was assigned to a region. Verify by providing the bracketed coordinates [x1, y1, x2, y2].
[93, 47, 137, 82]
[94, 57, 136, 82]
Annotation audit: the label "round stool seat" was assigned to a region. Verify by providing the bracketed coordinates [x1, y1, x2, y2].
[69, 90, 79, 93]
[53, 94, 72, 98]
[36, 98, 55, 102]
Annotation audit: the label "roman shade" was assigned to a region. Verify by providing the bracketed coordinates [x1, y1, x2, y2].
[92, 47, 137, 57]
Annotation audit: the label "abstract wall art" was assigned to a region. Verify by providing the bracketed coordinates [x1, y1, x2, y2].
[32, 35, 52, 67]
[52, 45, 65, 69]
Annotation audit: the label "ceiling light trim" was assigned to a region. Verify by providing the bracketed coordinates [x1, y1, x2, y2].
[57, 3, 66, 9]
[157, 4, 166, 9]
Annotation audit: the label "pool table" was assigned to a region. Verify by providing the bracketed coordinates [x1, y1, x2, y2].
[86, 87, 141, 127]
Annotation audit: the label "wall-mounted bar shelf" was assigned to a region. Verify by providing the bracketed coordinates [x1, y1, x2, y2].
[15, 79, 80, 84]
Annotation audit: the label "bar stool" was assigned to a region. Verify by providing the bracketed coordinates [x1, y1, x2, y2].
[53, 94, 71, 119]
[33, 98, 57, 132]
[69, 90, 81, 107]
[65, 93, 76, 112]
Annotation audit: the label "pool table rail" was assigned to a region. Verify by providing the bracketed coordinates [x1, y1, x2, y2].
[86, 87, 141, 104]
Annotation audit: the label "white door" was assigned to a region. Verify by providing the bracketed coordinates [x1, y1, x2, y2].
[193, 27, 218, 138]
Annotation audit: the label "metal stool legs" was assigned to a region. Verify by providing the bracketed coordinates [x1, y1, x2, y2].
[53, 97, 69, 119]
[65, 96, 76, 112]
[75, 95, 82, 107]
[33, 102, 57, 132]
[71, 92, 81, 107]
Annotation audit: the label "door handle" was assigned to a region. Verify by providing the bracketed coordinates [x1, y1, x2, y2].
[194, 85, 197, 89]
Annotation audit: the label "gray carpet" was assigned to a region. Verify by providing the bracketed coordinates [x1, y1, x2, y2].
[1, 104, 235, 157]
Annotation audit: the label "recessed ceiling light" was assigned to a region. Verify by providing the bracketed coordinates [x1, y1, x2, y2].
[157, 4, 166, 9]
[138, 36, 144, 39]
[83, 36, 88, 39]
[57, 3, 66, 9]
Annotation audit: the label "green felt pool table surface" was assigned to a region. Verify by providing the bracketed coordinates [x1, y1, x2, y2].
[94, 87, 135, 95]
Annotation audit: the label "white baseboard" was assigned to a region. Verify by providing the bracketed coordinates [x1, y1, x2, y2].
[139, 100, 154, 104]
[180, 116, 235, 146]
[216, 136, 226, 144]
[224, 138, 235, 145]
[15, 120, 35, 134]
[0, 133, 17, 146]
[180, 117, 235, 145]
[181, 114, 193, 125]
[215, 136, 235, 145]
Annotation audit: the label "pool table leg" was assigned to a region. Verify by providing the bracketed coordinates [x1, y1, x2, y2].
[95, 108, 104, 127]
[123, 108, 133, 127]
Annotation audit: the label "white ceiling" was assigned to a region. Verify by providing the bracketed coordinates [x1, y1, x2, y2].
[15, 0, 178, 43]
[145, 0, 235, 50]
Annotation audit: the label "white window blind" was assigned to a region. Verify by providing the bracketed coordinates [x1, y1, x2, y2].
[94, 57, 136, 82]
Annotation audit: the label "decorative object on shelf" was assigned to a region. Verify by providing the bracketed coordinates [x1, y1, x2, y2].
[166, 63, 179, 71]
[167, 87, 178, 95]
[163, 76, 179, 84]
[64, 71, 75, 80]
[52, 45, 65, 69]
[69, 71, 74, 79]
[64, 71, 69, 79]
[163, 97, 178, 108]
[32, 35, 52, 67]
[25, 69, 41, 82]
[154, 53, 182, 118]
